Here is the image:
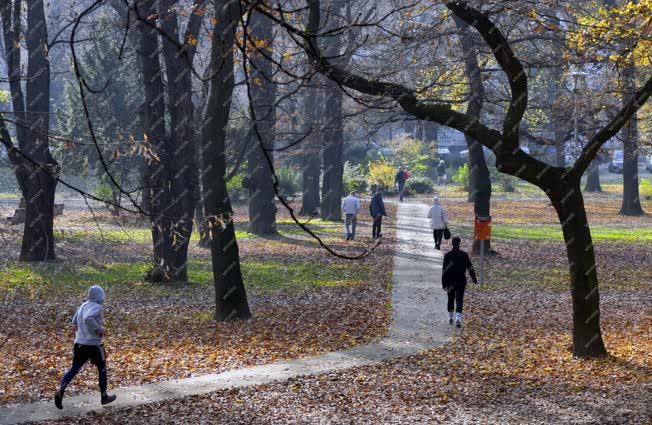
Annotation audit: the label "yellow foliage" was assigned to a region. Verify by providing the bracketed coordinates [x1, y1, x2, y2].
[367, 160, 395, 191]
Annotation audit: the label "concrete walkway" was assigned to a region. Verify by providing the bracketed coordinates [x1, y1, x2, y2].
[0, 202, 449, 424]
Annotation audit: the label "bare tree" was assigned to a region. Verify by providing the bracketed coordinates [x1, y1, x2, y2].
[201, 0, 252, 320]
[0, 0, 59, 261]
[246, 8, 278, 234]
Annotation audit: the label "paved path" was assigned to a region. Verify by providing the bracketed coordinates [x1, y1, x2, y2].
[0, 202, 449, 424]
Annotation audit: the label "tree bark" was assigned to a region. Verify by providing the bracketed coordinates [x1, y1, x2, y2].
[300, 84, 322, 216]
[320, 78, 344, 221]
[550, 183, 607, 357]
[201, 0, 251, 320]
[584, 160, 602, 192]
[9, 0, 59, 261]
[246, 10, 277, 234]
[454, 15, 492, 254]
[320, 3, 346, 221]
[619, 67, 643, 215]
[136, 0, 188, 282]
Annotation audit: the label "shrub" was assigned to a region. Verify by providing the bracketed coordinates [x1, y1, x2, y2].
[489, 166, 518, 192]
[406, 175, 434, 194]
[367, 160, 396, 192]
[343, 161, 368, 194]
[276, 166, 300, 197]
[93, 181, 113, 202]
[451, 163, 469, 190]
[227, 172, 246, 201]
[641, 179, 652, 200]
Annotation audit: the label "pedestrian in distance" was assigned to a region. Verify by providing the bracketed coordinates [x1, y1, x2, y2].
[369, 187, 387, 239]
[427, 196, 449, 250]
[54, 285, 116, 409]
[341, 191, 361, 240]
[394, 166, 410, 202]
[442, 236, 478, 328]
[437, 160, 447, 185]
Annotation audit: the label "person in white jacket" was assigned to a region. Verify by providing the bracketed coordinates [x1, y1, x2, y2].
[427, 196, 449, 250]
[54, 286, 116, 409]
[341, 191, 361, 240]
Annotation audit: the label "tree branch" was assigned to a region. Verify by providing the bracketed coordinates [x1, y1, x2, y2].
[570, 75, 652, 179]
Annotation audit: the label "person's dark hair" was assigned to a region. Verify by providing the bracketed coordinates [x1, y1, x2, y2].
[376, 187, 383, 193]
[452, 236, 461, 247]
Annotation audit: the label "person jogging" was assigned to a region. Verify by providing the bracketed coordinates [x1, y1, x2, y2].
[341, 191, 361, 240]
[369, 187, 387, 239]
[427, 196, 449, 250]
[54, 285, 116, 409]
[442, 236, 478, 327]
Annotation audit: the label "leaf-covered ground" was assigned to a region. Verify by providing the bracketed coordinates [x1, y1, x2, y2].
[4, 196, 651, 423]
[0, 201, 396, 406]
[35, 288, 651, 425]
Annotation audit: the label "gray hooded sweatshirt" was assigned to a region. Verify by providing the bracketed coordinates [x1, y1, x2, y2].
[71, 286, 106, 346]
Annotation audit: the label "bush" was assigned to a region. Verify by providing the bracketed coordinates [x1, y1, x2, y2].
[451, 164, 469, 190]
[276, 166, 300, 197]
[93, 181, 113, 202]
[343, 161, 368, 194]
[406, 176, 434, 194]
[367, 160, 396, 192]
[489, 166, 518, 192]
[641, 179, 652, 200]
[227, 172, 246, 201]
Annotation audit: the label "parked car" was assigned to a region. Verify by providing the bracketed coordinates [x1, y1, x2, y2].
[646, 155, 652, 172]
[609, 150, 624, 173]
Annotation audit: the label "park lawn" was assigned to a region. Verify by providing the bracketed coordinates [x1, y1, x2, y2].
[450, 222, 652, 243]
[0, 260, 370, 297]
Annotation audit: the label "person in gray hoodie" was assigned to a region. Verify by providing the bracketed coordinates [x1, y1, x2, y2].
[54, 285, 116, 409]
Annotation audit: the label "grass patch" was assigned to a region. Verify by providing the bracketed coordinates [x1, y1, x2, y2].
[450, 223, 652, 242]
[56, 228, 254, 244]
[0, 259, 369, 298]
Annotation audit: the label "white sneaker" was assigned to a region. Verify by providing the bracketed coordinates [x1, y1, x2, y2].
[448, 312, 454, 324]
[455, 313, 462, 328]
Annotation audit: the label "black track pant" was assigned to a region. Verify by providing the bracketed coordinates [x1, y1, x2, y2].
[59, 344, 107, 394]
[446, 283, 466, 313]
[433, 229, 444, 249]
[372, 215, 383, 238]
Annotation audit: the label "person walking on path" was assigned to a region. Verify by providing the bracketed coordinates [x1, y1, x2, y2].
[394, 167, 410, 202]
[341, 191, 361, 240]
[437, 160, 447, 185]
[370, 187, 387, 239]
[442, 236, 478, 328]
[54, 285, 116, 409]
[427, 196, 449, 250]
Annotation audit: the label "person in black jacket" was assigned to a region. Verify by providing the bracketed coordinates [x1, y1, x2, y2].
[442, 236, 478, 327]
[369, 187, 387, 239]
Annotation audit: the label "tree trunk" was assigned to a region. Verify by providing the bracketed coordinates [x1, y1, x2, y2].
[300, 84, 322, 216]
[321, 78, 344, 221]
[454, 15, 492, 254]
[246, 10, 277, 235]
[201, 0, 251, 320]
[20, 0, 58, 261]
[136, 0, 188, 282]
[584, 160, 602, 192]
[550, 183, 607, 357]
[619, 68, 643, 215]
[155, 0, 202, 275]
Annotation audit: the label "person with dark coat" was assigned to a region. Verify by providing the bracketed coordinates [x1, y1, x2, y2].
[369, 187, 387, 239]
[442, 236, 478, 327]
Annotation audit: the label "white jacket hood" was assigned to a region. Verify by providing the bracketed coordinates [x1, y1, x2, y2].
[88, 285, 105, 305]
